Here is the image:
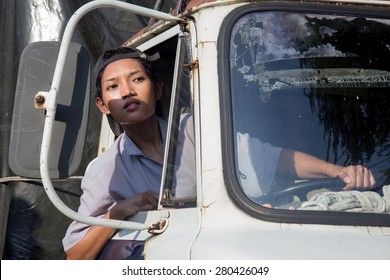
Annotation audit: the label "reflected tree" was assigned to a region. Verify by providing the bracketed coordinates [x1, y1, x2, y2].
[294, 17, 390, 180]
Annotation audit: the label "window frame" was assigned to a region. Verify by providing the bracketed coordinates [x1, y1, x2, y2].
[146, 31, 197, 209]
[218, 2, 390, 226]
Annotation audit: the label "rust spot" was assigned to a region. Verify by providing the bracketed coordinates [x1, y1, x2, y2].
[183, 60, 199, 70]
[185, 0, 217, 10]
[148, 219, 169, 234]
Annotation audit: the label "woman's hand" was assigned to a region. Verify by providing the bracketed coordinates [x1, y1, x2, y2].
[336, 165, 376, 191]
[109, 190, 159, 220]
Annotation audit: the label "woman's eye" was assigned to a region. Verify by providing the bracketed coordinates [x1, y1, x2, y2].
[106, 84, 118, 91]
[133, 76, 145, 83]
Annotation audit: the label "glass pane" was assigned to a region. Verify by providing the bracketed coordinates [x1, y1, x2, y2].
[230, 11, 390, 212]
[161, 35, 196, 208]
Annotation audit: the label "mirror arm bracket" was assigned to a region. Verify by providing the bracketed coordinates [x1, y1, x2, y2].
[39, 0, 180, 231]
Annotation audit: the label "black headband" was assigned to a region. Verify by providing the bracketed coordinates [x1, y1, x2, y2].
[94, 47, 160, 86]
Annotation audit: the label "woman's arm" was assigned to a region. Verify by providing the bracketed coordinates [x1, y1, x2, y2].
[66, 212, 117, 260]
[277, 149, 375, 190]
[66, 190, 159, 260]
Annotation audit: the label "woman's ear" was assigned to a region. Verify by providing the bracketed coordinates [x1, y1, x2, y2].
[155, 80, 164, 100]
[95, 97, 110, 114]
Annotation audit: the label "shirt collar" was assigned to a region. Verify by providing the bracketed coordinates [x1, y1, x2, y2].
[123, 117, 167, 157]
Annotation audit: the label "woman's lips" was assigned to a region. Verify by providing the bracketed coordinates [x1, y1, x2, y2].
[123, 99, 140, 111]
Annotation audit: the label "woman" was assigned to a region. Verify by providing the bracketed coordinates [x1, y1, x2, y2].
[63, 47, 169, 259]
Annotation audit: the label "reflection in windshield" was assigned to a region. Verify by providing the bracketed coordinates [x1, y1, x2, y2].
[230, 12, 390, 212]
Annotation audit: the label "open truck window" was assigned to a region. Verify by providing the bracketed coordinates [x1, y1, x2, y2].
[220, 5, 390, 224]
[141, 31, 196, 209]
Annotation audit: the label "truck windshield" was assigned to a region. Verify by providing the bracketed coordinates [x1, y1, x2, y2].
[229, 11, 390, 212]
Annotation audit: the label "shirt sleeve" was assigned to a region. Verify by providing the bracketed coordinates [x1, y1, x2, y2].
[62, 156, 116, 252]
[236, 132, 282, 197]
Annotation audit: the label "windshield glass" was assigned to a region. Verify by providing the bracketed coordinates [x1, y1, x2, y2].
[230, 11, 390, 212]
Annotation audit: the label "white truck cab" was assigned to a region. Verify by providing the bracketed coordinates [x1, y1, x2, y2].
[6, 0, 390, 259]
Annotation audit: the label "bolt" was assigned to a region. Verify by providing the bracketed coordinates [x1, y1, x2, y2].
[35, 95, 45, 105]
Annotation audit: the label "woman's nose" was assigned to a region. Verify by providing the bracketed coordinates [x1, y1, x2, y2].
[121, 83, 135, 98]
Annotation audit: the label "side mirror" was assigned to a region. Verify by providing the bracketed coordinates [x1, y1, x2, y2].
[9, 41, 90, 179]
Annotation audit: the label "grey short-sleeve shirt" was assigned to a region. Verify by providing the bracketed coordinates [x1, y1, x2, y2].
[62, 118, 167, 251]
[237, 132, 282, 197]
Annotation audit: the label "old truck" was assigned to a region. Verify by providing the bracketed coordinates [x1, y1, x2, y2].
[1, 0, 390, 259]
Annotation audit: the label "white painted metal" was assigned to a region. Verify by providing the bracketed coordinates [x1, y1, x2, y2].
[144, 208, 202, 259]
[187, 1, 390, 259]
[97, 116, 116, 156]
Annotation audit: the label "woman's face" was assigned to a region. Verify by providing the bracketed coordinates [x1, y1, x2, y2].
[96, 58, 162, 125]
